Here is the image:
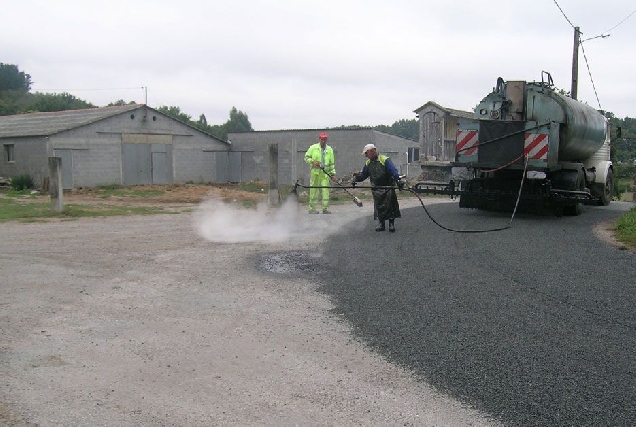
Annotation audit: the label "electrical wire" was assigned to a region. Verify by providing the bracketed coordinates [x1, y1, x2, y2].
[34, 86, 144, 92]
[605, 8, 636, 33]
[552, 0, 575, 28]
[579, 41, 603, 110]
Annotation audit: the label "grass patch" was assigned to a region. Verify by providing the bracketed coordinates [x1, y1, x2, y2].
[2, 189, 41, 199]
[0, 197, 170, 222]
[237, 181, 268, 193]
[614, 207, 636, 248]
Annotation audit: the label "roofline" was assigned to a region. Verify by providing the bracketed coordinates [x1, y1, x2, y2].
[413, 100, 473, 116]
[228, 127, 376, 134]
[227, 127, 416, 143]
[145, 106, 229, 144]
[0, 104, 230, 144]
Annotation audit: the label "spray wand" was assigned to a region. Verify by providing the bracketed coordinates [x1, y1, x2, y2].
[319, 166, 363, 207]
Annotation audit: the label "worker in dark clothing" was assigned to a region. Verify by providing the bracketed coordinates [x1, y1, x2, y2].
[352, 143, 404, 232]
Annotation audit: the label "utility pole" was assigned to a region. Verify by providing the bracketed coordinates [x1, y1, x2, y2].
[571, 26, 580, 100]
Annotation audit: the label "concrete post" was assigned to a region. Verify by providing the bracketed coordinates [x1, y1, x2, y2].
[48, 157, 64, 212]
[268, 143, 279, 207]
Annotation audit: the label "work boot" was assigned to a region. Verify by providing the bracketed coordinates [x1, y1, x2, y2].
[308, 209, 319, 214]
[388, 219, 395, 232]
[375, 220, 386, 232]
[322, 209, 331, 214]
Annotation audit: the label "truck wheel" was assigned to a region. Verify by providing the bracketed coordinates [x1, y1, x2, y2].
[563, 169, 585, 216]
[597, 169, 613, 206]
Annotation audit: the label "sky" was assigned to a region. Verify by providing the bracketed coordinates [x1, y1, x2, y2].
[2, 0, 635, 130]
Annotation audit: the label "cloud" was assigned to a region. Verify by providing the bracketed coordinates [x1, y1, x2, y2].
[2, 0, 635, 127]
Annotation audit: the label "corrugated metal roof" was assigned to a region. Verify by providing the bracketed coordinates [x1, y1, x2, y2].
[0, 104, 142, 138]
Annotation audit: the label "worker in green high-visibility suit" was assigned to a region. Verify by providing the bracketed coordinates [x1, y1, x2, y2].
[304, 132, 336, 214]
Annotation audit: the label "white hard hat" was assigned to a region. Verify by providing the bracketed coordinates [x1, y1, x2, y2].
[362, 143, 376, 155]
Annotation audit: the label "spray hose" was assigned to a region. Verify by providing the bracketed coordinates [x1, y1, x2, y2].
[291, 159, 529, 233]
[403, 157, 528, 233]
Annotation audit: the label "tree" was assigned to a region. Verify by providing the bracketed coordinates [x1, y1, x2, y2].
[0, 63, 31, 93]
[25, 92, 95, 112]
[156, 105, 192, 123]
[206, 107, 254, 140]
[108, 99, 136, 106]
[226, 106, 253, 133]
[0, 63, 33, 115]
[375, 118, 418, 140]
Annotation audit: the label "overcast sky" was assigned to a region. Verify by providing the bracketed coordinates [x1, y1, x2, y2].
[2, 0, 635, 130]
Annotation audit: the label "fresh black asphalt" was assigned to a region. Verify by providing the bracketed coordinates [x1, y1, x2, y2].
[307, 201, 636, 426]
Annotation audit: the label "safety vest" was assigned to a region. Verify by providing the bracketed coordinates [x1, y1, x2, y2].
[365, 155, 393, 186]
[305, 143, 336, 176]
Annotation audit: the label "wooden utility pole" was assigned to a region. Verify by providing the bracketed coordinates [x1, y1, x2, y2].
[571, 26, 580, 100]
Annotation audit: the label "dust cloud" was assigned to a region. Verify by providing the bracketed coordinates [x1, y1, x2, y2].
[193, 196, 366, 244]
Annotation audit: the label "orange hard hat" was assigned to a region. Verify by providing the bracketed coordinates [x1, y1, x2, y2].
[319, 132, 328, 139]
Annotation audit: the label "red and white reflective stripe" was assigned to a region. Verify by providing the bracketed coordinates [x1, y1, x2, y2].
[456, 130, 478, 156]
[524, 133, 548, 160]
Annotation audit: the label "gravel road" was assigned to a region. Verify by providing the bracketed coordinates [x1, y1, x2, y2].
[0, 197, 498, 426]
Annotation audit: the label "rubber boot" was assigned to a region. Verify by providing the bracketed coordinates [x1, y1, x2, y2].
[375, 220, 386, 232]
[388, 219, 395, 232]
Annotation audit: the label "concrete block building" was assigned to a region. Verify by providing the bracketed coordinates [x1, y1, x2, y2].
[228, 128, 419, 185]
[0, 104, 230, 189]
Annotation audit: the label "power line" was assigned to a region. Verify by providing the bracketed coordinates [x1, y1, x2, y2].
[605, 8, 636, 33]
[35, 86, 144, 92]
[552, 0, 574, 28]
[579, 42, 602, 110]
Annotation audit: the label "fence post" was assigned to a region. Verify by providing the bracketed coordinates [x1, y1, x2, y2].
[268, 143, 279, 207]
[48, 157, 64, 212]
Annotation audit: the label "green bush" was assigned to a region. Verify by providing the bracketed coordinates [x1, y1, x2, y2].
[10, 174, 34, 191]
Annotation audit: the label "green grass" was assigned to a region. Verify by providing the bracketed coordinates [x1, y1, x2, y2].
[0, 197, 171, 222]
[2, 189, 41, 198]
[614, 207, 636, 248]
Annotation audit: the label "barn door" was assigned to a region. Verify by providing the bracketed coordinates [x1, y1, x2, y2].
[151, 144, 173, 185]
[123, 143, 151, 185]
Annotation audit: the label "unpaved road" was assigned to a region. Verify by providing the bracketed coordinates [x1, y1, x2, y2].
[0, 198, 498, 426]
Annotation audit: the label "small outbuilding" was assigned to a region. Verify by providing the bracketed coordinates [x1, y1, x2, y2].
[413, 101, 476, 180]
[0, 104, 231, 189]
[228, 128, 419, 185]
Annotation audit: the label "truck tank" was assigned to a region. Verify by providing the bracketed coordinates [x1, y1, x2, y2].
[524, 82, 607, 161]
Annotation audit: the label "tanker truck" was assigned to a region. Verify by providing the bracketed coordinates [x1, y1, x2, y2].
[450, 72, 613, 215]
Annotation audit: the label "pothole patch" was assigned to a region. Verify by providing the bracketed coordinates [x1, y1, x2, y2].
[258, 251, 324, 275]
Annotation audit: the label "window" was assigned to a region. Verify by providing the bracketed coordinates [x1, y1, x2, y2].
[4, 144, 14, 162]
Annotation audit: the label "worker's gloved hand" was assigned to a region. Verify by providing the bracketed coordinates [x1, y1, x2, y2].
[397, 180, 405, 190]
